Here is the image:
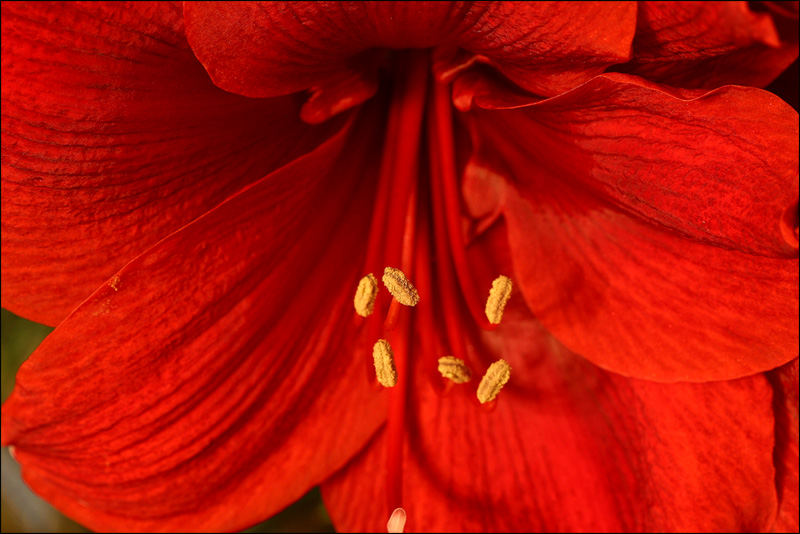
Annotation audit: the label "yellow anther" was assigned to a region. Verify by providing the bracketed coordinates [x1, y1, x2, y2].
[354, 273, 378, 317]
[485, 275, 512, 325]
[387, 507, 407, 533]
[437, 356, 471, 383]
[477, 359, 511, 404]
[373, 339, 398, 387]
[382, 267, 420, 307]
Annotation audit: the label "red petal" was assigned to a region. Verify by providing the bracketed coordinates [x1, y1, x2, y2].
[1, 2, 335, 325]
[463, 74, 798, 382]
[472, 73, 798, 256]
[322, 308, 777, 532]
[1, 117, 385, 532]
[450, 65, 545, 112]
[440, 2, 636, 97]
[184, 2, 634, 105]
[768, 358, 799, 532]
[616, 1, 799, 88]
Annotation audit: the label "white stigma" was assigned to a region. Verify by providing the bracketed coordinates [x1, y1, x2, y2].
[387, 507, 407, 533]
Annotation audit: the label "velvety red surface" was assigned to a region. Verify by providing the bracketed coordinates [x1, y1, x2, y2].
[1, 2, 341, 325]
[2, 2, 797, 532]
[616, 1, 799, 88]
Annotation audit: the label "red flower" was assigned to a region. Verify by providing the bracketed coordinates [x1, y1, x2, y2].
[1, 2, 798, 532]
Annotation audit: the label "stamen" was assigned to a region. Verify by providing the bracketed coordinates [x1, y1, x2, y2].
[382, 267, 420, 307]
[373, 339, 398, 387]
[387, 507, 407, 533]
[354, 273, 379, 317]
[485, 275, 513, 325]
[437, 356, 471, 383]
[477, 359, 511, 404]
[430, 76, 486, 326]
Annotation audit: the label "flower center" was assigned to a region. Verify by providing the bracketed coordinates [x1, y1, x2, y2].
[356, 50, 428, 515]
[351, 49, 514, 524]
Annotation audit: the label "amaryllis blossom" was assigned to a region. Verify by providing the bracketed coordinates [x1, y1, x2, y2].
[1, 1, 798, 532]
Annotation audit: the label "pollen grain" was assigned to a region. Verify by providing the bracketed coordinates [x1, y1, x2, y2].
[477, 359, 511, 404]
[437, 356, 471, 383]
[373, 339, 398, 387]
[382, 266, 420, 306]
[485, 275, 512, 325]
[354, 273, 378, 317]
